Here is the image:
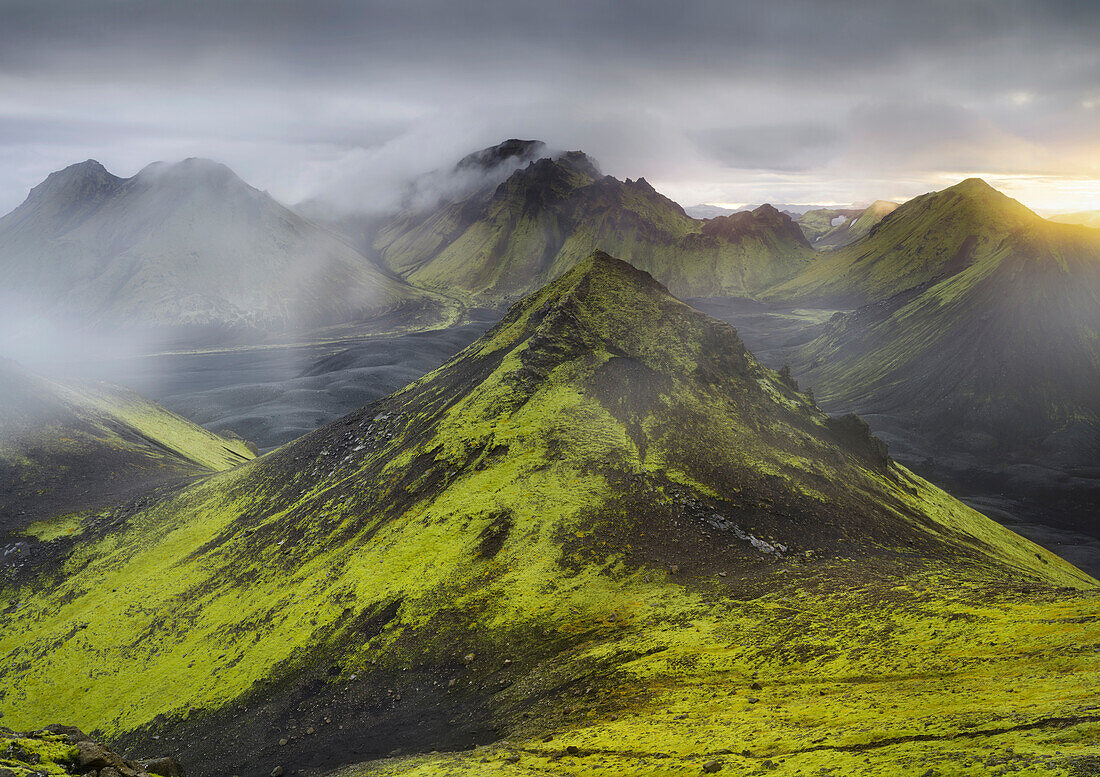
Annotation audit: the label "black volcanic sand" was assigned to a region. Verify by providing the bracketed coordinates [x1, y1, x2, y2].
[690, 296, 1100, 578]
[66, 318, 496, 452]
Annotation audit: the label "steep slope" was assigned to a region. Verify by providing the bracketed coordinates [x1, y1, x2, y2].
[0, 358, 255, 533]
[768, 179, 1040, 305]
[2, 254, 1095, 777]
[0, 159, 453, 338]
[796, 200, 898, 249]
[789, 213, 1100, 486]
[374, 146, 814, 302]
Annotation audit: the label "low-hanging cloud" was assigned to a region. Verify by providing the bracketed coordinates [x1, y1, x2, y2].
[0, 0, 1098, 212]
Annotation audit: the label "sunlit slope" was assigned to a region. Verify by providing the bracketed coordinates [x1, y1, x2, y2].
[788, 191, 1100, 466]
[768, 179, 1042, 305]
[0, 254, 1094, 777]
[0, 159, 453, 334]
[375, 149, 813, 302]
[0, 359, 255, 530]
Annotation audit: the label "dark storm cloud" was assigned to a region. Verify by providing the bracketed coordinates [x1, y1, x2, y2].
[0, 0, 1097, 211]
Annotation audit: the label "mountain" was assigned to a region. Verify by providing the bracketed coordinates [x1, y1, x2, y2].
[2, 253, 1095, 777]
[1048, 210, 1100, 229]
[373, 144, 814, 302]
[795, 200, 898, 249]
[767, 179, 1042, 306]
[0, 158, 454, 338]
[783, 183, 1100, 512]
[0, 358, 254, 533]
[683, 202, 736, 219]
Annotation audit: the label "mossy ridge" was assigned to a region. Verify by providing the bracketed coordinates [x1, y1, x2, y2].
[766, 178, 1043, 307]
[0, 360, 255, 530]
[375, 149, 814, 303]
[0, 253, 1094, 777]
[786, 198, 1100, 461]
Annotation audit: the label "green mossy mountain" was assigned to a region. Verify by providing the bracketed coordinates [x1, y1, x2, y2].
[795, 200, 898, 249]
[374, 146, 814, 303]
[0, 159, 455, 337]
[768, 178, 1041, 306]
[783, 181, 1100, 479]
[0, 359, 255, 534]
[1, 254, 1096, 777]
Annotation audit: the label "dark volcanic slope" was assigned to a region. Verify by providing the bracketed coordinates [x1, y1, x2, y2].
[0, 359, 254, 533]
[2, 253, 1090, 777]
[0, 158, 454, 337]
[374, 144, 813, 303]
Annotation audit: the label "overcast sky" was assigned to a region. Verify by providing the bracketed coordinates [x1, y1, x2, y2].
[0, 0, 1098, 214]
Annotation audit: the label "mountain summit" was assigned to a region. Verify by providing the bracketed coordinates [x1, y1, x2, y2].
[2, 251, 1091, 777]
[768, 177, 1042, 305]
[373, 142, 813, 302]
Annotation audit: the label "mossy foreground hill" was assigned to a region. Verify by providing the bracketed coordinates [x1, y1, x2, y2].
[0, 358, 254, 535]
[2, 254, 1098, 777]
[781, 180, 1100, 491]
[374, 145, 813, 302]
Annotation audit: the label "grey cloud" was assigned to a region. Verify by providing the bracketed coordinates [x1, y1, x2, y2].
[0, 0, 1096, 212]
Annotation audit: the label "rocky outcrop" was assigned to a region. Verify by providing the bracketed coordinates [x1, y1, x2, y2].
[0, 725, 183, 777]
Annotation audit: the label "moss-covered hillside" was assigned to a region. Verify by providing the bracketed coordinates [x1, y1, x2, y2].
[784, 183, 1100, 478]
[0, 358, 255, 532]
[768, 179, 1041, 306]
[1, 254, 1096, 777]
[374, 149, 813, 302]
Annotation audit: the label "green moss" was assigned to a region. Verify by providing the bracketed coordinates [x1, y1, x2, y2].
[0, 733, 77, 777]
[0, 253, 1094, 776]
[22, 513, 87, 542]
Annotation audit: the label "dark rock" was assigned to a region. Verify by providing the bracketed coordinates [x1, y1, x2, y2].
[75, 741, 119, 772]
[270, 767, 284, 777]
[141, 757, 186, 777]
[703, 760, 723, 773]
[750, 682, 763, 690]
[746, 697, 759, 704]
[40, 724, 93, 742]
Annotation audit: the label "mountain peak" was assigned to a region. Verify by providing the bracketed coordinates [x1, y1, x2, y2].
[456, 139, 546, 172]
[135, 157, 244, 187]
[24, 159, 121, 208]
[554, 150, 601, 178]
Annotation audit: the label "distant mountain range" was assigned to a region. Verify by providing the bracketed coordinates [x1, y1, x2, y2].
[370, 141, 814, 302]
[1048, 210, 1100, 229]
[0, 158, 454, 339]
[3, 253, 1092, 777]
[794, 200, 898, 249]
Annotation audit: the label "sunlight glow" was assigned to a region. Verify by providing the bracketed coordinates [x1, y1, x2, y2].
[934, 173, 1100, 214]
